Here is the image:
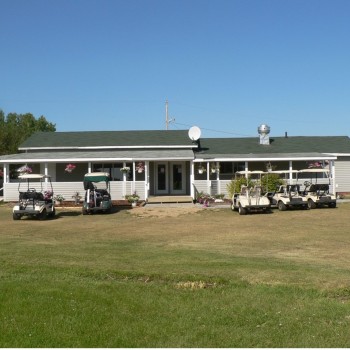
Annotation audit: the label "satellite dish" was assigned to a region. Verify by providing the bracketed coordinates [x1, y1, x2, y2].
[188, 126, 201, 141]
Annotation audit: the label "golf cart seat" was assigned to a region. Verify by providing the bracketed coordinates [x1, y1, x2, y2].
[240, 185, 248, 195]
[287, 185, 300, 193]
[308, 184, 329, 195]
[277, 185, 285, 193]
[308, 184, 328, 192]
[19, 191, 44, 201]
[250, 185, 262, 198]
[95, 189, 110, 197]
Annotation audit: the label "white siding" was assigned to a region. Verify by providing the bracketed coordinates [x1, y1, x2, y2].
[334, 157, 350, 193]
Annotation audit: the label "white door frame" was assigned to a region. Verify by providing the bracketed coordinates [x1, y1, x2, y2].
[154, 161, 187, 195]
[170, 161, 186, 195]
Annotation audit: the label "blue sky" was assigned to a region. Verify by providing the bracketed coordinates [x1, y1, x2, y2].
[1, 0, 349, 138]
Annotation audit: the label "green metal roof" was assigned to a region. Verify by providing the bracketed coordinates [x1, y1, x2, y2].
[19, 130, 195, 149]
[9, 131, 350, 163]
[196, 136, 350, 158]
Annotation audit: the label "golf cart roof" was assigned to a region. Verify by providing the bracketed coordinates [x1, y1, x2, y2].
[268, 170, 299, 174]
[84, 172, 110, 182]
[18, 173, 51, 179]
[236, 170, 265, 175]
[298, 168, 330, 173]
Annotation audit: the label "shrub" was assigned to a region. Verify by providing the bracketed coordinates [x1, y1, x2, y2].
[261, 173, 285, 192]
[227, 176, 253, 197]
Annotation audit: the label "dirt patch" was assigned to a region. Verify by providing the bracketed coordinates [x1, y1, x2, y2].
[127, 205, 203, 218]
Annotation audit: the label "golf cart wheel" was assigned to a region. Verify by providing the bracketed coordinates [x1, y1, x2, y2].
[48, 208, 56, 218]
[328, 202, 336, 208]
[13, 213, 21, 220]
[307, 199, 316, 209]
[278, 201, 287, 211]
[238, 204, 247, 215]
[39, 209, 47, 220]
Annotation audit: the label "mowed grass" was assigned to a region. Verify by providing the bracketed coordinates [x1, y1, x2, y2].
[1, 202, 350, 347]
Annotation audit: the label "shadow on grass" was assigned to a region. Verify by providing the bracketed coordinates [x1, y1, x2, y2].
[55, 205, 131, 218]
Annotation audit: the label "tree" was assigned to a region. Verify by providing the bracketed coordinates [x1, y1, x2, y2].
[0, 110, 56, 155]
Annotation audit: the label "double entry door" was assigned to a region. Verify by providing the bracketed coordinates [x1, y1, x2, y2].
[154, 162, 187, 195]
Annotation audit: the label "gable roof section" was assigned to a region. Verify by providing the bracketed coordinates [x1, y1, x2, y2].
[19, 130, 195, 150]
[195, 136, 350, 159]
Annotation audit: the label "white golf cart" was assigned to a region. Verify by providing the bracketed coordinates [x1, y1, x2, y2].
[268, 170, 307, 211]
[298, 168, 337, 209]
[231, 171, 271, 215]
[82, 172, 113, 214]
[13, 174, 55, 220]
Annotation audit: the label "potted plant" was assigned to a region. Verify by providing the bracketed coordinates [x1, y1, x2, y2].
[196, 192, 213, 207]
[17, 165, 32, 175]
[125, 192, 140, 207]
[53, 194, 65, 205]
[197, 164, 206, 174]
[72, 191, 82, 204]
[120, 166, 130, 174]
[65, 163, 76, 173]
[210, 164, 220, 174]
[136, 162, 145, 173]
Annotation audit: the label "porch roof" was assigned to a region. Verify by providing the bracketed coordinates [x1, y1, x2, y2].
[0, 149, 195, 163]
[194, 152, 337, 162]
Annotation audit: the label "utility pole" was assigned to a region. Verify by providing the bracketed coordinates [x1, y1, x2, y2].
[165, 99, 175, 130]
[165, 99, 169, 130]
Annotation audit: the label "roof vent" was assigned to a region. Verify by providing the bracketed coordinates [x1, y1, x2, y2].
[258, 124, 270, 145]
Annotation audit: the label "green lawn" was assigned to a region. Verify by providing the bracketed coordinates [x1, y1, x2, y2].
[1, 203, 350, 347]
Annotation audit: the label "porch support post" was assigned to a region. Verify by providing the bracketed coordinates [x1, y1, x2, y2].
[88, 162, 92, 173]
[122, 162, 127, 198]
[44, 163, 48, 183]
[330, 160, 336, 195]
[4, 163, 9, 183]
[145, 161, 149, 201]
[132, 161, 136, 193]
[216, 161, 221, 194]
[190, 161, 195, 199]
[245, 161, 249, 172]
[289, 161, 293, 184]
[206, 162, 211, 195]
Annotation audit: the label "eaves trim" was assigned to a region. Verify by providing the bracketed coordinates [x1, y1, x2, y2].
[19, 145, 197, 151]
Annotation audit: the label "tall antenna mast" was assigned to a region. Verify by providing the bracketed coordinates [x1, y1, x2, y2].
[165, 99, 169, 130]
[165, 99, 175, 130]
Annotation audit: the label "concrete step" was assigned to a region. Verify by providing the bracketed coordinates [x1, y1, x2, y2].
[147, 196, 193, 204]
